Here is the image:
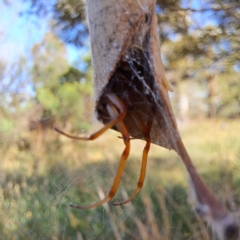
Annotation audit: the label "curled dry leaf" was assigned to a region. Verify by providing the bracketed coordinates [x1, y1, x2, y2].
[87, 0, 175, 149]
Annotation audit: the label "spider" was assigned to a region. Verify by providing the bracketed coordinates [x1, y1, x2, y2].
[55, 93, 151, 209]
[55, 45, 175, 209]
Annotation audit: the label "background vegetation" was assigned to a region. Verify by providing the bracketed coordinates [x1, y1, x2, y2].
[0, 0, 240, 239]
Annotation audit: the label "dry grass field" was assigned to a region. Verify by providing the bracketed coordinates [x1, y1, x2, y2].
[1, 119, 240, 239]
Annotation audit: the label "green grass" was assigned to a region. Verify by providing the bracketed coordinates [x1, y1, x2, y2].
[0, 119, 240, 239]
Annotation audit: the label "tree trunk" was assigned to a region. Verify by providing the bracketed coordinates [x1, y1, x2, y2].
[206, 75, 218, 118]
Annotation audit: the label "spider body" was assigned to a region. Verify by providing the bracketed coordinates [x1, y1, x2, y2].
[96, 29, 173, 150]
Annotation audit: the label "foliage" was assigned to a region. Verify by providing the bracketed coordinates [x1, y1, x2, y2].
[31, 32, 93, 130]
[218, 65, 240, 117]
[20, 0, 87, 46]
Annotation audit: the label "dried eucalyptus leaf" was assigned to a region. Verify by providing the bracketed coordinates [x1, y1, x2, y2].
[87, 0, 176, 150]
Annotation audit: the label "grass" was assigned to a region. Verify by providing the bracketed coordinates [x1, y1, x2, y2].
[0, 119, 240, 239]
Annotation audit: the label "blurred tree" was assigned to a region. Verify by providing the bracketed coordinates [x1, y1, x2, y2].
[0, 57, 33, 153]
[20, 0, 87, 46]
[31, 32, 93, 131]
[160, 1, 240, 118]
[218, 64, 240, 118]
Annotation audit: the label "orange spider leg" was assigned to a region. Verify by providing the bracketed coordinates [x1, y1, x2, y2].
[54, 93, 127, 141]
[70, 100, 130, 209]
[55, 93, 130, 209]
[114, 112, 153, 206]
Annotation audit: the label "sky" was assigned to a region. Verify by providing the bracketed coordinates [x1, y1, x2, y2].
[0, 1, 80, 66]
[0, 2, 45, 63]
